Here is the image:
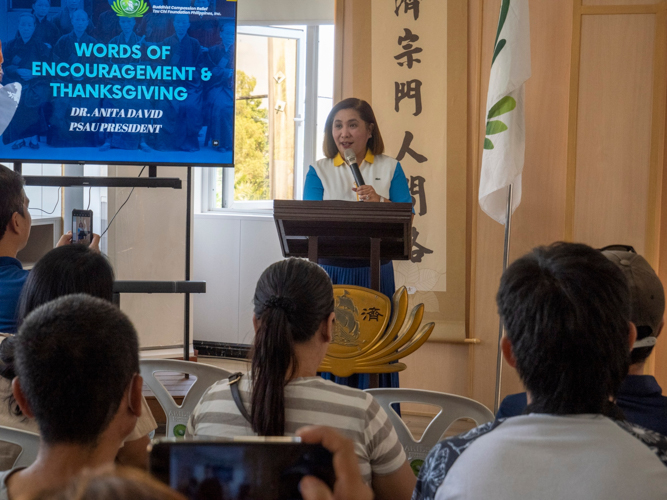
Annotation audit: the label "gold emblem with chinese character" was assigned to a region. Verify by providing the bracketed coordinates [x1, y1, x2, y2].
[321, 286, 435, 378]
[329, 286, 391, 357]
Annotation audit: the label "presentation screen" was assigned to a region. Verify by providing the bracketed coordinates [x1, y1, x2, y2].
[0, 0, 236, 166]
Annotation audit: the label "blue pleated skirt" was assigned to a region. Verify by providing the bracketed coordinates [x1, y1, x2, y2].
[319, 261, 400, 391]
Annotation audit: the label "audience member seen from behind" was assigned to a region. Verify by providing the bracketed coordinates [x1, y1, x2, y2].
[414, 243, 667, 500]
[0, 164, 99, 334]
[187, 258, 416, 500]
[0, 245, 157, 470]
[606, 249, 667, 434]
[31, 465, 186, 500]
[0, 295, 144, 500]
[496, 246, 667, 435]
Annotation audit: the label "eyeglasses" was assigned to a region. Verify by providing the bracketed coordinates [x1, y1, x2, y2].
[598, 244, 636, 253]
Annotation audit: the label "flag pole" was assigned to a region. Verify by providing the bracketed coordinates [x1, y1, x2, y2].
[494, 184, 513, 413]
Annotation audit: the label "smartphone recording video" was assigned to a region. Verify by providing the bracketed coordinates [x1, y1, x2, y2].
[150, 440, 335, 500]
[71, 209, 93, 246]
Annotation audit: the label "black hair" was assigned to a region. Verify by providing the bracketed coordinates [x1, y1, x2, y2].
[0, 164, 25, 241]
[250, 258, 334, 436]
[15, 294, 139, 446]
[0, 245, 115, 417]
[17, 244, 115, 327]
[496, 242, 631, 417]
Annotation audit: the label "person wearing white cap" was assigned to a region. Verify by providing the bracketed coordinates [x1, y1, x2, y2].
[601, 245, 666, 435]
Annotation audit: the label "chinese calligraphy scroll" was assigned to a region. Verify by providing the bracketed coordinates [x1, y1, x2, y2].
[371, 0, 468, 341]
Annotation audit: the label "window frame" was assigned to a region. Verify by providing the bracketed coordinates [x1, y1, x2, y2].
[204, 24, 328, 214]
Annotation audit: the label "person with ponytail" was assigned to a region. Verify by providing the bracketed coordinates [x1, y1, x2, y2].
[187, 258, 416, 500]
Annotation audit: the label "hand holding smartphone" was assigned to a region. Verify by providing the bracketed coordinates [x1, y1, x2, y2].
[71, 209, 93, 246]
[150, 439, 335, 500]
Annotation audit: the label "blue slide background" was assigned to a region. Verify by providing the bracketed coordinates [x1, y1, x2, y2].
[0, 0, 236, 166]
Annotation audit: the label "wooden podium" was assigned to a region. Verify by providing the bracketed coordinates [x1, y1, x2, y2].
[273, 200, 412, 292]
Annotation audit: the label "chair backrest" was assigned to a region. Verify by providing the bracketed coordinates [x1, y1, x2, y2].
[0, 426, 40, 469]
[365, 388, 494, 475]
[140, 359, 232, 438]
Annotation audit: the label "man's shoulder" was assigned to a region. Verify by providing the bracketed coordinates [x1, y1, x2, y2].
[617, 375, 667, 435]
[0, 257, 24, 271]
[612, 419, 667, 466]
[412, 419, 503, 500]
[0, 259, 29, 285]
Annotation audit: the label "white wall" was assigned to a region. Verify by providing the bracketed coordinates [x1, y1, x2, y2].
[238, 0, 333, 25]
[193, 212, 283, 345]
[21, 164, 62, 221]
[106, 165, 189, 349]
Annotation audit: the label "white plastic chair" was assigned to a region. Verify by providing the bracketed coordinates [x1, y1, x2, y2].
[140, 359, 232, 438]
[0, 426, 40, 469]
[366, 388, 494, 475]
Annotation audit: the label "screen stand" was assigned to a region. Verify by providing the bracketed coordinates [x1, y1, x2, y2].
[12, 161, 196, 362]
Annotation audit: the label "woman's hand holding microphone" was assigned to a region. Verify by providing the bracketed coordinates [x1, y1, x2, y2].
[353, 185, 383, 203]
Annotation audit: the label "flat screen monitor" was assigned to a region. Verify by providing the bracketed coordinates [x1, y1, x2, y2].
[0, 0, 237, 166]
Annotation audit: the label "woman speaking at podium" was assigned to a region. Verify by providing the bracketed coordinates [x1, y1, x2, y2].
[303, 97, 412, 389]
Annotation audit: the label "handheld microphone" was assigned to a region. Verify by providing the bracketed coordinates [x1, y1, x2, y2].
[343, 148, 365, 187]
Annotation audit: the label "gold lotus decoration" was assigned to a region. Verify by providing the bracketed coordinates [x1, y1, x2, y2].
[319, 285, 435, 377]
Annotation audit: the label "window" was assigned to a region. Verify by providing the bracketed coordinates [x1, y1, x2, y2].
[207, 24, 335, 211]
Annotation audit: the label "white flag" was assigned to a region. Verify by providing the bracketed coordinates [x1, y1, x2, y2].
[479, 0, 531, 224]
[0, 83, 22, 138]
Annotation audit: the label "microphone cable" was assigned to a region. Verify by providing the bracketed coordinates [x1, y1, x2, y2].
[100, 165, 147, 238]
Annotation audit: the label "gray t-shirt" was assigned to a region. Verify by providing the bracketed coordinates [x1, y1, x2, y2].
[0, 468, 22, 500]
[413, 414, 667, 500]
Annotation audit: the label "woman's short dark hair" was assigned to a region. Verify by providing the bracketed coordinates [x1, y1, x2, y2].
[17, 244, 115, 324]
[0, 165, 25, 241]
[250, 258, 334, 436]
[496, 242, 631, 417]
[0, 245, 115, 412]
[322, 98, 385, 159]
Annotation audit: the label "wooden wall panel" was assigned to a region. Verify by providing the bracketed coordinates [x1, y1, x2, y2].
[471, 0, 574, 407]
[333, 0, 372, 103]
[335, 0, 667, 409]
[656, 12, 667, 386]
[401, 344, 470, 397]
[584, 0, 661, 5]
[573, 15, 656, 253]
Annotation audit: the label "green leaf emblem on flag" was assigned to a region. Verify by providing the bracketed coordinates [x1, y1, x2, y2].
[484, 0, 515, 151]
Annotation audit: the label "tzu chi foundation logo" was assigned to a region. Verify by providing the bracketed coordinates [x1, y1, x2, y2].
[112, 0, 149, 18]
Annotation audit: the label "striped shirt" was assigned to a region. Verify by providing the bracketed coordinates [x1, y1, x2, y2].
[186, 375, 407, 484]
